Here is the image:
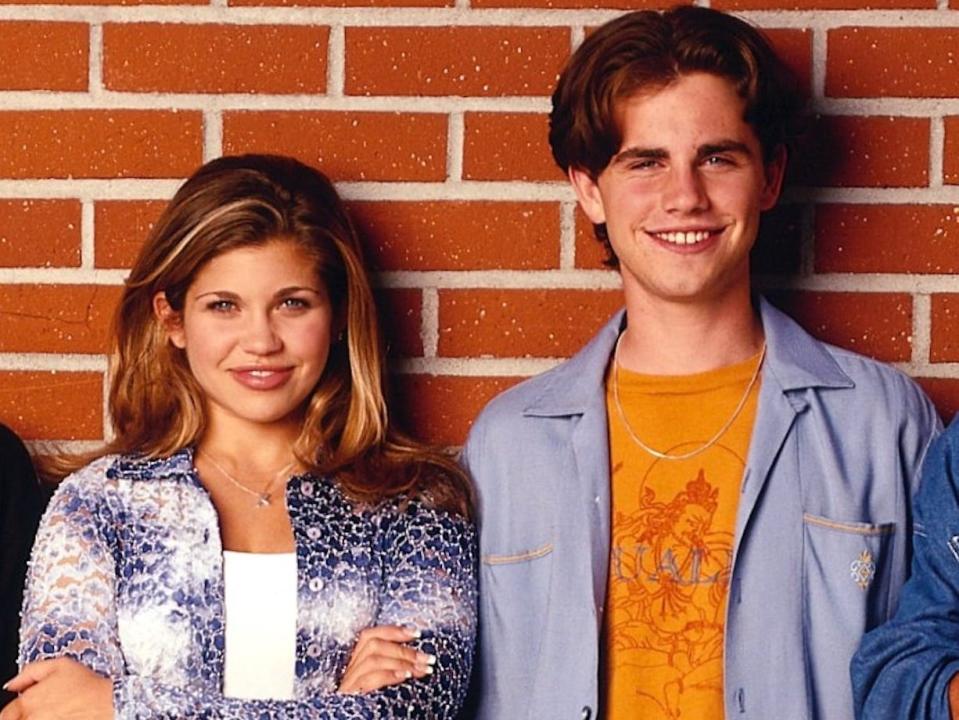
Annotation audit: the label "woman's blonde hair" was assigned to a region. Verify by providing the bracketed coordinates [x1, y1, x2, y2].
[58, 154, 471, 515]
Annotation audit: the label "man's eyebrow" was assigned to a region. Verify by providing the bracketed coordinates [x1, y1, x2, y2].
[697, 141, 753, 159]
[611, 147, 668, 164]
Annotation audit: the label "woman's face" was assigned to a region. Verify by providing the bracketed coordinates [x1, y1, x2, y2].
[155, 238, 335, 437]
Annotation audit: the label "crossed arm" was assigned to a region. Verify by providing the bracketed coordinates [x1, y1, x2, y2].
[1, 477, 477, 719]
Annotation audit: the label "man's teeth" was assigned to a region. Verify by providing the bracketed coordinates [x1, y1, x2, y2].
[656, 230, 711, 245]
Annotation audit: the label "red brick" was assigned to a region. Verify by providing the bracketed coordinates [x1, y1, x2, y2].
[103, 24, 328, 94]
[765, 29, 813, 99]
[798, 116, 928, 188]
[223, 112, 447, 182]
[930, 294, 959, 362]
[346, 27, 568, 97]
[233, 0, 447, 7]
[390, 374, 519, 446]
[0, 371, 102, 440]
[0, 200, 81, 268]
[574, 206, 611, 270]
[376, 288, 422, 358]
[816, 204, 959, 274]
[0, 285, 122, 354]
[463, 113, 562, 181]
[0, 22, 87, 91]
[769, 291, 912, 362]
[438, 289, 622, 358]
[915, 377, 958, 424]
[350, 201, 560, 271]
[574, 204, 802, 274]
[827, 28, 959, 98]
[0, 0, 199, 6]
[717, 0, 929, 8]
[0, 111, 202, 179]
[941, 117, 959, 185]
[472, 0, 661, 9]
[94, 201, 165, 269]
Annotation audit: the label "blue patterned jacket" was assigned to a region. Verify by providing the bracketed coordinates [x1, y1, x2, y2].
[19, 449, 477, 719]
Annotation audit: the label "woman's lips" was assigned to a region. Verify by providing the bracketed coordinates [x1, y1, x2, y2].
[229, 366, 294, 390]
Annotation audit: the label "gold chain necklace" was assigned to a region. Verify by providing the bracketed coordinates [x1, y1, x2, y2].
[610, 332, 766, 461]
[199, 450, 296, 509]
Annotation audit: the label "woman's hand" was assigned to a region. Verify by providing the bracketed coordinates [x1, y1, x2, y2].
[337, 625, 436, 694]
[0, 658, 113, 720]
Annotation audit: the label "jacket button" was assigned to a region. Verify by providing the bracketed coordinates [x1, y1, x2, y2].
[580, 707, 592, 720]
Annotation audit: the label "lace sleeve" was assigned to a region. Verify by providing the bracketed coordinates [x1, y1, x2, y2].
[19, 458, 125, 678]
[112, 499, 478, 719]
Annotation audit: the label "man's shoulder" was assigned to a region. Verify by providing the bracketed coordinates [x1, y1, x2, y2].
[809, 338, 931, 410]
[761, 297, 936, 422]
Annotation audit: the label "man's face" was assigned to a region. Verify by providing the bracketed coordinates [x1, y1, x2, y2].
[570, 72, 785, 310]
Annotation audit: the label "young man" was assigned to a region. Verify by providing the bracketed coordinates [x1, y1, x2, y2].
[462, 7, 941, 719]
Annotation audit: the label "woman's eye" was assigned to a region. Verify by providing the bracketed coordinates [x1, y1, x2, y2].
[207, 299, 236, 312]
[279, 297, 310, 310]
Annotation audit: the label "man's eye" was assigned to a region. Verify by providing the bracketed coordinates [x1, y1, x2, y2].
[629, 160, 660, 171]
[704, 155, 734, 166]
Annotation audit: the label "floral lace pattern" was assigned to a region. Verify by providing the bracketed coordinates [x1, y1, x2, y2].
[20, 449, 477, 719]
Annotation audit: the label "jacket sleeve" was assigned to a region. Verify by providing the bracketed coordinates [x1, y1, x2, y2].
[852, 425, 959, 720]
[19, 464, 126, 678]
[21, 467, 478, 720]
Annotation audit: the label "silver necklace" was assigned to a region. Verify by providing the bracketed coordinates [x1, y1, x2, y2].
[611, 333, 766, 461]
[199, 450, 296, 508]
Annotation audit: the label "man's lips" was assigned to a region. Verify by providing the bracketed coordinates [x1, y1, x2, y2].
[647, 228, 723, 246]
[229, 366, 294, 390]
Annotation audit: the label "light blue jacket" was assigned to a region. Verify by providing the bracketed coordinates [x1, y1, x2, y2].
[461, 298, 941, 720]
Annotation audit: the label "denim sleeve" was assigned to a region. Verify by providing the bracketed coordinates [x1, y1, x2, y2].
[852, 425, 959, 720]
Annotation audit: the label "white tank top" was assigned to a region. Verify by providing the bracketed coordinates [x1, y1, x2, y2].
[222, 551, 298, 700]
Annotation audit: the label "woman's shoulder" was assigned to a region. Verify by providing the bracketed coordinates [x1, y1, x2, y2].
[57, 449, 194, 499]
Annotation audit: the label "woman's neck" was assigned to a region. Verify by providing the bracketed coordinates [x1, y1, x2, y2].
[197, 419, 301, 474]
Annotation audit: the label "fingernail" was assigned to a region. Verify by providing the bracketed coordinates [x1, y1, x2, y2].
[1, 681, 8, 691]
[416, 652, 437, 665]
[424, 664, 434, 675]
[405, 626, 422, 639]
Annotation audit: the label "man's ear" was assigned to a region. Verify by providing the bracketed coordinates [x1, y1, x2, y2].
[152, 291, 186, 349]
[760, 145, 788, 211]
[568, 166, 607, 225]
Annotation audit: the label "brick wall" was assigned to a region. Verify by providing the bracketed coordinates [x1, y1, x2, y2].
[2, 0, 959, 452]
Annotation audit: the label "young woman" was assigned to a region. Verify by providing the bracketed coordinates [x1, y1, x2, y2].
[0, 154, 476, 719]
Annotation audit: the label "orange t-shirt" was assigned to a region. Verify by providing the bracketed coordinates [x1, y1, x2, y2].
[602, 351, 762, 720]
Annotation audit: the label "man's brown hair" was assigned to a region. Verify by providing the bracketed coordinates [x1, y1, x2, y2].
[550, 5, 801, 176]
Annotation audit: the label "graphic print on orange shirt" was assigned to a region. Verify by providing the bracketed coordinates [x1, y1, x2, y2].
[603, 353, 761, 720]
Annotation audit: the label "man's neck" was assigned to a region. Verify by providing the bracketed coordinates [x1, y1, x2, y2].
[617, 290, 764, 376]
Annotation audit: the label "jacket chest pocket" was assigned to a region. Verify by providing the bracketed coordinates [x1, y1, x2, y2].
[479, 543, 555, 700]
[802, 513, 896, 718]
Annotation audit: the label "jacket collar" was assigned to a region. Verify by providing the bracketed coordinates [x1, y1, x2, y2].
[522, 295, 853, 418]
[111, 446, 196, 481]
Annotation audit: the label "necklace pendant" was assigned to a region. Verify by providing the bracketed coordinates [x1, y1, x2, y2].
[256, 493, 271, 508]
